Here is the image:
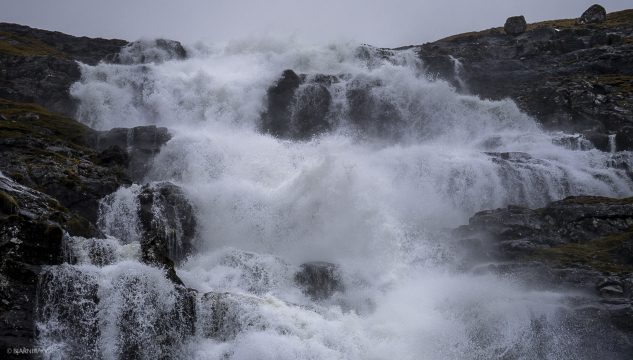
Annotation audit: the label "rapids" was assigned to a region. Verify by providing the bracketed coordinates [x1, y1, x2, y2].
[37, 36, 633, 359]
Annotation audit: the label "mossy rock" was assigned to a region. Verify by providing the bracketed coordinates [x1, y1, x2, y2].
[0, 189, 19, 215]
[0, 31, 68, 57]
[526, 226, 633, 274]
[0, 98, 95, 148]
[46, 198, 69, 214]
[10, 171, 26, 185]
[64, 215, 94, 238]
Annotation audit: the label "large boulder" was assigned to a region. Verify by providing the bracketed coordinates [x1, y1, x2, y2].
[454, 196, 633, 260]
[295, 261, 344, 301]
[504, 15, 527, 36]
[137, 182, 197, 265]
[576, 4, 607, 25]
[615, 126, 633, 152]
[87, 125, 172, 181]
[260, 70, 334, 140]
[260, 69, 303, 138]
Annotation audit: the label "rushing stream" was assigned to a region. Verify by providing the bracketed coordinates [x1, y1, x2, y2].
[36, 37, 633, 359]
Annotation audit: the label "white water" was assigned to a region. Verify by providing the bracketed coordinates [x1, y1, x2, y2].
[38, 36, 633, 359]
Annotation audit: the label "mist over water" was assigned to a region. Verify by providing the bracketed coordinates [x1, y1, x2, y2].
[39, 36, 633, 359]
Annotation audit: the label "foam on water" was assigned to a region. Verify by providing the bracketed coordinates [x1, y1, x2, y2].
[37, 35, 633, 359]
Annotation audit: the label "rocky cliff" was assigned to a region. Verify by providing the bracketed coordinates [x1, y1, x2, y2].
[0, 7, 632, 358]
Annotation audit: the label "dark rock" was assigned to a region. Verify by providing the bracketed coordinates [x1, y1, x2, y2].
[583, 131, 611, 152]
[260, 69, 303, 137]
[576, 4, 607, 25]
[295, 261, 344, 301]
[260, 70, 335, 140]
[615, 126, 633, 152]
[623, 278, 633, 298]
[141, 234, 184, 286]
[0, 55, 81, 117]
[137, 182, 197, 265]
[96, 145, 129, 167]
[291, 83, 332, 139]
[199, 291, 262, 341]
[499, 239, 537, 259]
[618, 241, 633, 264]
[504, 16, 527, 36]
[0, 23, 128, 66]
[0, 215, 64, 354]
[87, 125, 172, 181]
[109, 38, 187, 65]
[455, 196, 633, 262]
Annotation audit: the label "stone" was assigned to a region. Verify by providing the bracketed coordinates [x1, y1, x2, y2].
[295, 261, 344, 301]
[260, 69, 303, 138]
[291, 83, 332, 139]
[615, 126, 633, 152]
[504, 16, 527, 36]
[499, 240, 537, 259]
[618, 241, 633, 264]
[97, 145, 130, 167]
[137, 182, 197, 265]
[0, 215, 65, 353]
[576, 4, 607, 25]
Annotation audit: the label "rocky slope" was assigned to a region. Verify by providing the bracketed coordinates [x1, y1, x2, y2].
[0, 6, 632, 358]
[413, 8, 633, 150]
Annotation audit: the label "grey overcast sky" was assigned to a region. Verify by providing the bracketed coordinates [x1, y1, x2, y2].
[2, 1, 631, 48]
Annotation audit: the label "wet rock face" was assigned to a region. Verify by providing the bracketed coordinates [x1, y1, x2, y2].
[109, 38, 188, 64]
[260, 70, 334, 140]
[576, 4, 607, 25]
[504, 15, 527, 36]
[0, 55, 81, 118]
[0, 23, 128, 66]
[0, 215, 64, 353]
[137, 182, 197, 266]
[36, 264, 197, 360]
[295, 262, 344, 301]
[87, 125, 172, 181]
[415, 12, 633, 140]
[455, 196, 633, 260]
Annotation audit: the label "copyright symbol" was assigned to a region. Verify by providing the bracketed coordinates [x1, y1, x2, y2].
[7, 348, 11, 354]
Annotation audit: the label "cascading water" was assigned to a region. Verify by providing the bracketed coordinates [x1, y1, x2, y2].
[36, 36, 633, 359]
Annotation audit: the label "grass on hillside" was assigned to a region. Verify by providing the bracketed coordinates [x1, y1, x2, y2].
[436, 9, 633, 42]
[0, 31, 68, 57]
[0, 98, 95, 147]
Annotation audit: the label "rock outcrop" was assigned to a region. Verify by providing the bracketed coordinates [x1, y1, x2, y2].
[576, 4, 608, 25]
[504, 15, 528, 36]
[295, 261, 344, 301]
[415, 8, 633, 147]
[87, 125, 172, 181]
[260, 70, 334, 140]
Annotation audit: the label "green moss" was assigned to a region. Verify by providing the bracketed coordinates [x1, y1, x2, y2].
[65, 216, 93, 238]
[43, 224, 64, 244]
[586, 74, 633, 98]
[46, 198, 69, 214]
[0, 99, 95, 148]
[19, 148, 79, 166]
[526, 227, 633, 274]
[60, 169, 88, 191]
[0, 190, 19, 214]
[10, 171, 26, 185]
[0, 31, 69, 57]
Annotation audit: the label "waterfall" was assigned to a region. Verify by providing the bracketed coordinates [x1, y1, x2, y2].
[36, 36, 633, 359]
